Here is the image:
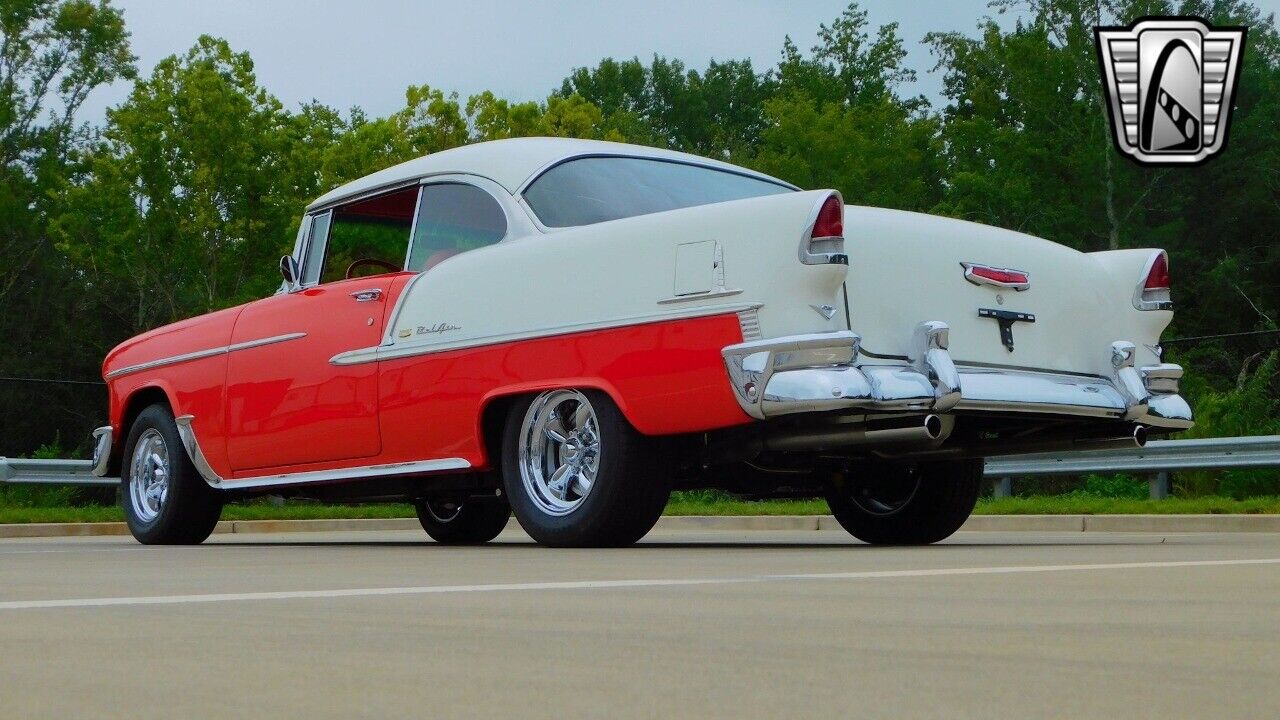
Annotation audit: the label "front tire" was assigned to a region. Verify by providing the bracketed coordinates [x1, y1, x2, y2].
[121, 404, 223, 545]
[825, 459, 982, 545]
[501, 389, 672, 547]
[414, 497, 510, 544]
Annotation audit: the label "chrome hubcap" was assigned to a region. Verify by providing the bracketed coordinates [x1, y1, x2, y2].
[518, 390, 601, 516]
[128, 429, 170, 523]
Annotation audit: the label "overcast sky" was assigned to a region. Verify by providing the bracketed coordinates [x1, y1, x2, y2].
[77, 0, 1029, 120]
[80, 0, 1026, 122]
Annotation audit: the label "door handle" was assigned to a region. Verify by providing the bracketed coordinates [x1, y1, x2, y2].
[350, 288, 383, 302]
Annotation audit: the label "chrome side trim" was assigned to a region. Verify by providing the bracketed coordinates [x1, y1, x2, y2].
[174, 414, 470, 490]
[332, 302, 764, 367]
[656, 288, 743, 305]
[174, 415, 225, 485]
[105, 333, 307, 380]
[90, 426, 113, 476]
[220, 458, 471, 491]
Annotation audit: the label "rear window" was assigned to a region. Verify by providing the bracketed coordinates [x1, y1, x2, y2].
[523, 156, 793, 228]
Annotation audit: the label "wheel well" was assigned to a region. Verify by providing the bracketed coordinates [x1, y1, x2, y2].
[113, 387, 172, 474]
[479, 394, 525, 470]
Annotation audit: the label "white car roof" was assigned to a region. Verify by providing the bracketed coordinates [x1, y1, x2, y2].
[306, 136, 792, 210]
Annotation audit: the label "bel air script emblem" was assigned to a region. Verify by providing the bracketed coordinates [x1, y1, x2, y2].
[416, 322, 461, 336]
[1095, 17, 1247, 165]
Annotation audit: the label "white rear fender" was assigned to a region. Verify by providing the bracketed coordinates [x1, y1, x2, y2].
[361, 190, 849, 362]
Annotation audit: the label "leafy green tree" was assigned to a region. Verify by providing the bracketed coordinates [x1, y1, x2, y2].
[750, 3, 942, 210]
[54, 35, 292, 329]
[0, 0, 132, 455]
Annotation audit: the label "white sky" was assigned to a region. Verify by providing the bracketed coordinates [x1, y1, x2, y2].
[78, 0, 1037, 123]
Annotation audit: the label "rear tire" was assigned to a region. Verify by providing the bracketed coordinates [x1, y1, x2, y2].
[414, 497, 510, 544]
[120, 404, 223, 545]
[501, 389, 672, 547]
[825, 459, 982, 545]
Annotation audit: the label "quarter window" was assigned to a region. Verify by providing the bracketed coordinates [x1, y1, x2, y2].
[406, 183, 507, 272]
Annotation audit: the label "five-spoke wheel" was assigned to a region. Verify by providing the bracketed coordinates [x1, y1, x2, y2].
[518, 390, 601, 516]
[502, 389, 672, 547]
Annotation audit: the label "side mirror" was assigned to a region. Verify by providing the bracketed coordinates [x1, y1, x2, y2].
[279, 255, 300, 287]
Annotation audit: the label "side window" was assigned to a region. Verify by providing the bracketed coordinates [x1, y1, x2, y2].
[302, 186, 419, 286]
[406, 183, 507, 272]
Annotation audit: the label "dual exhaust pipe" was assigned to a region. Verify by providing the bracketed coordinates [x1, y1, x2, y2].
[763, 414, 949, 453]
[758, 415, 1147, 458]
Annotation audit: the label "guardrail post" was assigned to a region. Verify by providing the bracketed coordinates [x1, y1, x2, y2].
[993, 476, 1012, 498]
[1150, 471, 1170, 500]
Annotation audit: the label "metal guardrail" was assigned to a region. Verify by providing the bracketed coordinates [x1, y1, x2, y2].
[3, 436, 1279, 497]
[983, 435, 1280, 499]
[0, 458, 118, 487]
[983, 436, 1280, 476]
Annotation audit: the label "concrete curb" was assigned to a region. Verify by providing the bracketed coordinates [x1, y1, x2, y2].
[2, 514, 1280, 539]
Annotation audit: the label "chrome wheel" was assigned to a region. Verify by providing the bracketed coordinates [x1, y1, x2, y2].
[517, 390, 601, 516]
[128, 428, 170, 523]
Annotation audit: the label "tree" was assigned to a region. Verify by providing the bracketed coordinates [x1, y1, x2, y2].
[54, 35, 292, 330]
[750, 3, 942, 210]
[0, 0, 132, 455]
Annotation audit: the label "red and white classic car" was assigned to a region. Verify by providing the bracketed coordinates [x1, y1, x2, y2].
[82, 137, 1191, 547]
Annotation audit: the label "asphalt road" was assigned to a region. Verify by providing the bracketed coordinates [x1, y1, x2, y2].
[1, 528, 1277, 719]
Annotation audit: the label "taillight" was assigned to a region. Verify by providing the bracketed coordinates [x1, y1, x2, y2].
[800, 193, 846, 265]
[812, 195, 843, 239]
[1144, 252, 1170, 290]
[1135, 251, 1173, 310]
[963, 263, 1030, 290]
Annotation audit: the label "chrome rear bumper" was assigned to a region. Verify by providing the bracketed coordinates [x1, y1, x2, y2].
[722, 323, 1193, 430]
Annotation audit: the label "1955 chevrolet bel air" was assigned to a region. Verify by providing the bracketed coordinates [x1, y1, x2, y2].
[81, 137, 1192, 547]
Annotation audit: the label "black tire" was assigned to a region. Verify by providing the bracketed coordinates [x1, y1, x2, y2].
[825, 459, 982, 545]
[501, 389, 672, 547]
[120, 404, 223, 544]
[414, 497, 510, 544]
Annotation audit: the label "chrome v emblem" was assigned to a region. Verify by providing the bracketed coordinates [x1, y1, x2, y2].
[810, 304, 837, 320]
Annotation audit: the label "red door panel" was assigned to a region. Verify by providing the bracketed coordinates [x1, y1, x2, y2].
[225, 275, 401, 471]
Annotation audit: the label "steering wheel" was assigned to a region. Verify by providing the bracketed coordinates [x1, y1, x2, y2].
[345, 258, 401, 280]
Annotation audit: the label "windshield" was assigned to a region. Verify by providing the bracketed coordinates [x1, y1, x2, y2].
[523, 156, 793, 228]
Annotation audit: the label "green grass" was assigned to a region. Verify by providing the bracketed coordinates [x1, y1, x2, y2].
[2, 492, 1279, 525]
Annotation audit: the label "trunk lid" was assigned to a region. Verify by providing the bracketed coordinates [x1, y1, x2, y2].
[842, 206, 1156, 378]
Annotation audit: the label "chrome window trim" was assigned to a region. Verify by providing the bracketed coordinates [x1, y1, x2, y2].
[515, 153, 798, 230]
[401, 184, 426, 270]
[175, 413, 470, 490]
[297, 209, 333, 290]
[306, 177, 431, 215]
[104, 333, 307, 380]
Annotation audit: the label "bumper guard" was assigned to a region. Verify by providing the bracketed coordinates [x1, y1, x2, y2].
[722, 322, 1193, 429]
